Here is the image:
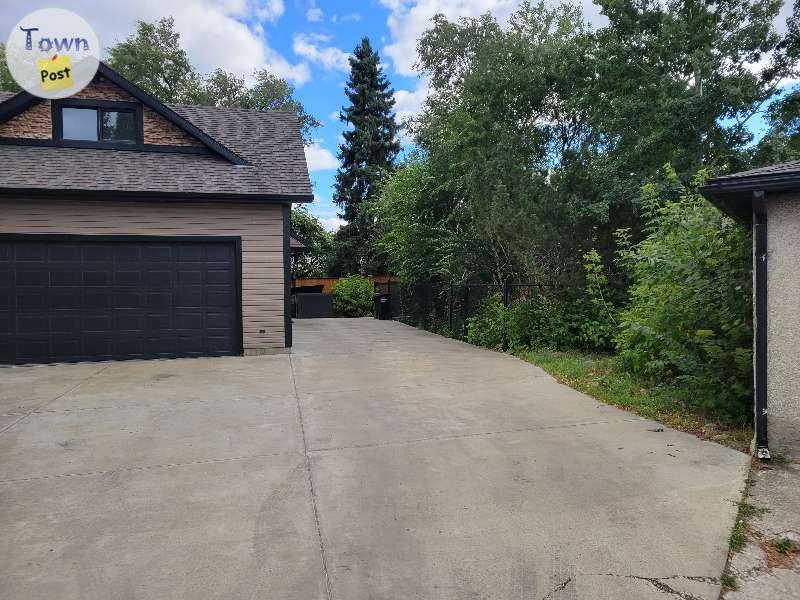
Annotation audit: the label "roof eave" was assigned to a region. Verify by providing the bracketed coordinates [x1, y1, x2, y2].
[0, 186, 314, 204]
[700, 171, 800, 226]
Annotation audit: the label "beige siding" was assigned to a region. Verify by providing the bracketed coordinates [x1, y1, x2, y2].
[766, 194, 800, 457]
[0, 199, 286, 353]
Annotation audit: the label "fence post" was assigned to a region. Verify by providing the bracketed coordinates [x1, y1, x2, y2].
[448, 283, 454, 337]
[462, 284, 469, 340]
[502, 279, 510, 352]
[426, 282, 433, 329]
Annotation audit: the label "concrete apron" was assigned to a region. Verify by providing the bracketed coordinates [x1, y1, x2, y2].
[0, 318, 750, 600]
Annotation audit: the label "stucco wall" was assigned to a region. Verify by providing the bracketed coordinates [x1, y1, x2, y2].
[767, 194, 800, 457]
[0, 199, 287, 355]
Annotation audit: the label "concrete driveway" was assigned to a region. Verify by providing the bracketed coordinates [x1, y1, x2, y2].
[0, 318, 749, 599]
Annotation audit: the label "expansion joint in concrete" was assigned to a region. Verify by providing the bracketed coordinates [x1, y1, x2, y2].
[0, 363, 111, 436]
[289, 353, 334, 600]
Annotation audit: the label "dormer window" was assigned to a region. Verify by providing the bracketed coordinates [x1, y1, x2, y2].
[53, 99, 142, 146]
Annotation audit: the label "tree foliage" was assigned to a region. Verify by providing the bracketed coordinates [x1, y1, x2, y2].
[378, 0, 796, 285]
[615, 169, 753, 422]
[331, 37, 400, 276]
[106, 17, 195, 103]
[291, 207, 334, 278]
[0, 44, 21, 93]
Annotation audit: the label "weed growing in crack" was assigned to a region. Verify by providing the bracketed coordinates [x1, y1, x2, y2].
[720, 573, 737, 591]
[774, 538, 798, 554]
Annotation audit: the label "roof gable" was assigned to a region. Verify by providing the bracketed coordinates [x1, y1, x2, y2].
[93, 64, 245, 164]
[0, 64, 313, 202]
[0, 62, 245, 165]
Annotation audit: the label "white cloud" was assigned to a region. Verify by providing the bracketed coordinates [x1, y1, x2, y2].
[380, 0, 519, 76]
[331, 13, 362, 24]
[329, 110, 341, 122]
[394, 79, 430, 122]
[304, 141, 339, 171]
[321, 216, 346, 232]
[252, 0, 285, 22]
[306, 7, 323, 22]
[293, 33, 351, 72]
[0, 0, 311, 84]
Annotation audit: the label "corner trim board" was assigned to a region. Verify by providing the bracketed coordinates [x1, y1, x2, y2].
[283, 204, 292, 348]
[753, 190, 769, 454]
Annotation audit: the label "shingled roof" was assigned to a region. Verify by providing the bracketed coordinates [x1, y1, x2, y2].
[0, 71, 313, 203]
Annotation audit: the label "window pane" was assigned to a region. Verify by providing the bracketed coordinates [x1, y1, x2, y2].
[61, 108, 98, 141]
[100, 111, 136, 143]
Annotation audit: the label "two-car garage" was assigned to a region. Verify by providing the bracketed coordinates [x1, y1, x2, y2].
[0, 236, 241, 364]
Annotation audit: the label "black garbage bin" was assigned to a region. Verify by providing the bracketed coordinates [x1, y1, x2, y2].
[374, 292, 393, 320]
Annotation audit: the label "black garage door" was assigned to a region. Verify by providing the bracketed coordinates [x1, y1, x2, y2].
[0, 236, 242, 364]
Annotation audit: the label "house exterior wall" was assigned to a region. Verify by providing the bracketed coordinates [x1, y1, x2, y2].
[0, 80, 199, 147]
[0, 199, 287, 354]
[766, 194, 800, 457]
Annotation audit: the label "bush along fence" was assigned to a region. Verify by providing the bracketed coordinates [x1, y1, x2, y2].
[374, 280, 593, 351]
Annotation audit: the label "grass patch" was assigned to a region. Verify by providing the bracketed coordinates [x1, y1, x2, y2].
[720, 573, 737, 591]
[515, 349, 752, 452]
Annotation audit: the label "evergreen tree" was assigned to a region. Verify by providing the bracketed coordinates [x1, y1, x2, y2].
[331, 37, 400, 275]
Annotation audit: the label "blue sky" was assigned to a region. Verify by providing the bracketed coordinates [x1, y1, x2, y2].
[0, 0, 794, 229]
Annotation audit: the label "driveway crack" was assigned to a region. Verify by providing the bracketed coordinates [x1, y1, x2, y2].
[289, 353, 334, 600]
[0, 363, 112, 436]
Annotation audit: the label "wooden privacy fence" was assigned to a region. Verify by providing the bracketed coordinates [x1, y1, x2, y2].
[292, 275, 400, 296]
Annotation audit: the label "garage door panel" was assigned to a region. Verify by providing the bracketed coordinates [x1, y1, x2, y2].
[0, 238, 240, 364]
[84, 270, 112, 285]
[147, 270, 172, 286]
[51, 335, 81, 360]
[50, 269, 81, 286]
[17, 291, 47, 310]
[15, 244, 45, 261]
[113, 245, 140, 261]
[143, 245, 172, 261]
[114, 270, 142, 286]
[85, 289, 113, 309]
[17, 314, 48, 333]
[51, 314, 80, 333]
[82, 245, 112, 262]
[116, 313, 145, 331]
[178, 270, 202, 285]
[51, 289, 82, 310]
[206, 311, 234, 328]
[176, 286, 202, 307]
[50, 244, 80, 261]
[175, 310, 202, 329]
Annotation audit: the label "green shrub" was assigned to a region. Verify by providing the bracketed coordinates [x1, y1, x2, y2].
[615, 168, 753, 423]
[466, 282, 616, 353]
[467, 293, 508, 349]
[332, 275, 374, 317]
[507, 293, 571, 350]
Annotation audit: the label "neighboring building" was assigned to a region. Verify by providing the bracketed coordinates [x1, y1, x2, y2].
[0, 63, 312, 364]
[702, 162, 800, 458]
